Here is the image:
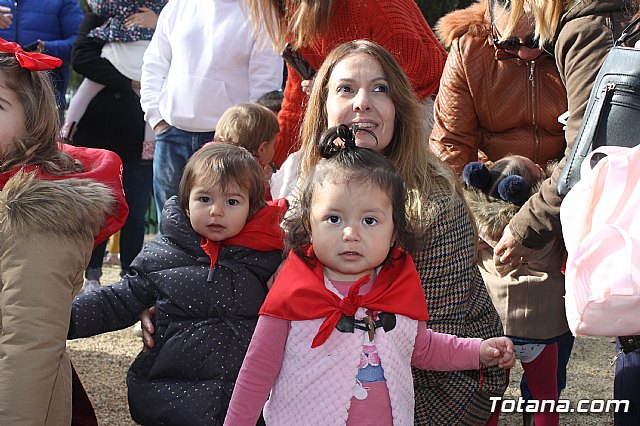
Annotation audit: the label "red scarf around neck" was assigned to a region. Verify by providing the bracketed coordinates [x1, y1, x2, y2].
[200, 198, 287, 268]
[260, 246, 429, 347]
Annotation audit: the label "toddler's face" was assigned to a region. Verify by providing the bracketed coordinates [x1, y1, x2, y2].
[309, 179, 395, 281]
[186, 180, 250, 241]
[0, 77, 26, 154]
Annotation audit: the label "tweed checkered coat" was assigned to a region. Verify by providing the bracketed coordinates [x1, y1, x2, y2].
[412, 188, 505, 425]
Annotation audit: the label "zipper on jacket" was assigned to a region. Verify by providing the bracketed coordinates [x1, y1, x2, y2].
[529, 61, 540, 161]
[13, 0, 19, 42]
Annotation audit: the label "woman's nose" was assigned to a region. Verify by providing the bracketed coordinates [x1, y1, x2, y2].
[517, 46, 544, 61]
[353, 89, 370, 111]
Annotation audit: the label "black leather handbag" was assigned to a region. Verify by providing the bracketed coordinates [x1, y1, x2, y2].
[557, 17, 640, 197]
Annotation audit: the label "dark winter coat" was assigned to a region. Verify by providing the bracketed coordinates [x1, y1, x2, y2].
[69, 197, 283, 425]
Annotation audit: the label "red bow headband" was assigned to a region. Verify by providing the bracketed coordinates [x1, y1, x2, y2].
[0, 38, 62, 71]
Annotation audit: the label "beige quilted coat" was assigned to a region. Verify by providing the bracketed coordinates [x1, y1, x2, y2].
[0, 171, 112, 425]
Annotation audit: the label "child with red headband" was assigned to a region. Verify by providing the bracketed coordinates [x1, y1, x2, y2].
[0, 40, 127, 424]
[224, 125, 516, 426]
[68, 143, 286, 425]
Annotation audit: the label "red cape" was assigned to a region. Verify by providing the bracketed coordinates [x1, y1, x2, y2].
[0, 144, 128, 248]
[261, 247, 429, 347]
[200, 198, 287, 267]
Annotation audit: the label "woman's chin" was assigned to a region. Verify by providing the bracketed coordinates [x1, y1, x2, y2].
[355, 135, 380, 151]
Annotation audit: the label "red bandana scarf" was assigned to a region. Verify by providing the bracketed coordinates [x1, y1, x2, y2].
[260, 247, 429, 347]
[200, 198, 287, 269]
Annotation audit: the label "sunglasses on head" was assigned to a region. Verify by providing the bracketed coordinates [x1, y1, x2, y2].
[491, 23, 540, 50]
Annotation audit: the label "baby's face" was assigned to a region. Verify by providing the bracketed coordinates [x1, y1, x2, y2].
[309, 179, 395, 282]
[186, 181, 250, 241]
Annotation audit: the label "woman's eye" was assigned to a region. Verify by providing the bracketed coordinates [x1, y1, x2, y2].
[326, 215, 341, 224]
[336, 85, 353, 94]
[363, 217, 378, 225]
[373, 84, 388, 93]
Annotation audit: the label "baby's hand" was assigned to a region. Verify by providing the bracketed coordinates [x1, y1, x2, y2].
[479, 337, 515, 369]
[125, 7, 159, 30]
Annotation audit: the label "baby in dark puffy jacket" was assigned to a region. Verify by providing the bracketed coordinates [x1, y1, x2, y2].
[69, 143, 285, 425]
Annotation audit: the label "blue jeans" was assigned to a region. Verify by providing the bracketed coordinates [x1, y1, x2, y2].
[86, 159, 153, 279]
[153, 126, 214, 224]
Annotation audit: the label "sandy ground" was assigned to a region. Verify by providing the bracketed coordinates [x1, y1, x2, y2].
[68, 263, 619, 425]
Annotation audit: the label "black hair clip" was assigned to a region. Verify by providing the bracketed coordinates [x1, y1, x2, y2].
[318, 124, 378, 158]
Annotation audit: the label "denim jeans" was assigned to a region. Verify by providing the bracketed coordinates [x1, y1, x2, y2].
[86, 159, 153, 279]
[152, 126, 214, 223]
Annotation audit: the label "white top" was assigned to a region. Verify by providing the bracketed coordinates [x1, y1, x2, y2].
[140, 0, 283, 132]
[102, 41, 150, 81]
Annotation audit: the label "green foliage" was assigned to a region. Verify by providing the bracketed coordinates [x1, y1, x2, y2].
[416, 0, 475, 26]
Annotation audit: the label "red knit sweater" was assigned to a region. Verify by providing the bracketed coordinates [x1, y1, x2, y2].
[272, 0, 447, 167]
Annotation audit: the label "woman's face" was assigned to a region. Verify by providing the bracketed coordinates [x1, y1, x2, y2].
[325, 53, 396, 152]
[492, 8, 544, 61]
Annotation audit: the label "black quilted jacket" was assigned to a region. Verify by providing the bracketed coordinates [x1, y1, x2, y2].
[69, 197, 282, 425]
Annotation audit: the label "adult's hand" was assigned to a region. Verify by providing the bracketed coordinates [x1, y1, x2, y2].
[131, 80, 141, 97]
[125, 7, 159, 30]
[0, 6, 12, 29]
[153, 120, 169, 134]
[301, 78, 314, 96]
[493, 226, 534, 274]
[140, 306, 156, 351]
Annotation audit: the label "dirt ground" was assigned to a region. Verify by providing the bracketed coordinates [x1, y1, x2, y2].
[68, 264, 619, 425]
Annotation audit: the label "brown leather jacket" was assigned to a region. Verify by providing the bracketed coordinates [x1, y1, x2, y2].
[429, 0, 567, 175]
[509, 0, 633, 248]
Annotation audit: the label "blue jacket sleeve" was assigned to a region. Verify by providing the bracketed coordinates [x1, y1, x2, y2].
[42, 0, 84, 61]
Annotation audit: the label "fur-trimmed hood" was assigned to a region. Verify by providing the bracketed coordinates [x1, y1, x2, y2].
[465, 188, 518, 244]
[465, 180, 544, 244]
[435, 0, 490, 48]
[0, 171, 114, 242]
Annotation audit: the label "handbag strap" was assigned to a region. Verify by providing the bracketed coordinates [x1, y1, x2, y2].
[567, 83, 616, 170]
[616, 16, 640, 46]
